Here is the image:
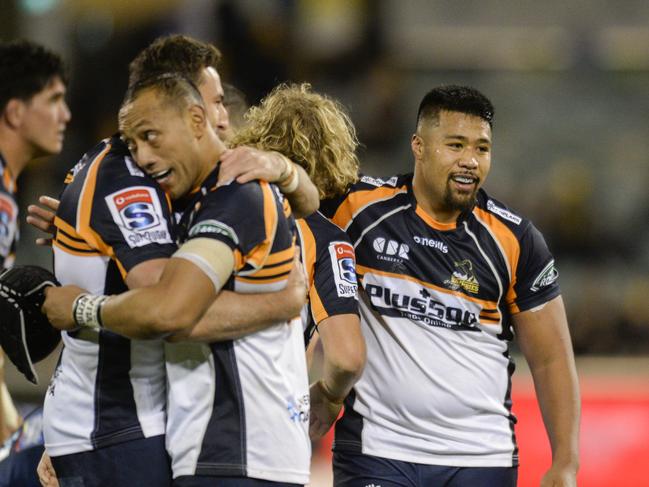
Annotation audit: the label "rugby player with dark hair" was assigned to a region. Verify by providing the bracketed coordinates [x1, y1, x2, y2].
[316, 85, 580, 487]
[44, 72, 312, 486]
[29, 35, 315, 487]
[0, 39, 70, 487]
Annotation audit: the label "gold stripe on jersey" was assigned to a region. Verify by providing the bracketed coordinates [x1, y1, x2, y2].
[357, 264, 502, 323]
[235, 247, 294, 284]
[240, 259, 293, 278]
[415, 205, 457, 231]
[295, 219, 328, 324]
[54, 217, 101, 256]
[282, 198, 291, 218]
[331, 185, 407, 230]
[296, 219, 317, 286]
[2, 169, 15, 193]
[73, 143, 128, 279]
[54, 230, 99, 254]
[240, 181, 279, 270]
[263, 246, 294, 267]
[472, 207, 521, 313]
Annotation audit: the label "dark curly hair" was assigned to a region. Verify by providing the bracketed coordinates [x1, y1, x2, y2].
[0, 39, 67, 112]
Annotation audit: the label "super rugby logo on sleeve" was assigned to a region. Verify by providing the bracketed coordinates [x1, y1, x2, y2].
[105, 186, 172, 248]
[328, 241, 358, 299]
[0, 193, 18, 258]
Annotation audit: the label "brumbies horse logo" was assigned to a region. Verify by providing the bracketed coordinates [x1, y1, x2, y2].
[445, 259, 480, 294]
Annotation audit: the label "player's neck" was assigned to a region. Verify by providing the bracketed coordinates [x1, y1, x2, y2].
[0, 130, 32, 182]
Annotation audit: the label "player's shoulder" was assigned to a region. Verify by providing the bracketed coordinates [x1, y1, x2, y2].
[63, 135, 149, 192]
[301, 211, 351, 244]
[474, 189, 533, 238]
[206, 178, 274, 209]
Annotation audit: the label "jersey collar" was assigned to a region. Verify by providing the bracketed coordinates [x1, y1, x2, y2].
[0, 151, 16, 194]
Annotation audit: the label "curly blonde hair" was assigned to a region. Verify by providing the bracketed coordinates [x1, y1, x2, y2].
[232, 83, 359, 199]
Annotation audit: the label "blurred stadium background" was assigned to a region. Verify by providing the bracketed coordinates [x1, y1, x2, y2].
[3, 0, 648, 485]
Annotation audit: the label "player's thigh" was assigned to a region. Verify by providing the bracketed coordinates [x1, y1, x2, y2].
[174, 476, 301, 487]
[333, 451, 418, 487]
[51, 435, 171, 487]
[444, 466, 517, 487]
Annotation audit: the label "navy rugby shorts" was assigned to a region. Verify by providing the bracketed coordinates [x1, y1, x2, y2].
[174, 476, 301, 487]
[51, 434, 171, 487]
[333, 451, 518, 487]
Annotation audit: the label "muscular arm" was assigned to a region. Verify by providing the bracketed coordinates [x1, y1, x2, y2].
[101, 255, 225, 339]
[168, 254, 308, 342]
[309, 313, 366, 440]
[316, 313, 365, 400]
[44, 239, 233, 340]
[513, 295, 580, 486]
[218, 147, 319, 218]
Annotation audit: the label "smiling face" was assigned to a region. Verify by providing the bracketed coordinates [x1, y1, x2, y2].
[19, 76, 71, 157]
[119, 87, 210, 200]
[411, 110, 492, 222]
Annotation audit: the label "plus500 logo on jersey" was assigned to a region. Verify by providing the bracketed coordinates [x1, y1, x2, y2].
[106, 187, 172, 248]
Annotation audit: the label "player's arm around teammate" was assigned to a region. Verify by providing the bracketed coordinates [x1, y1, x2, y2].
[513, 295, 580, 487]
[27, 193, 307, 340]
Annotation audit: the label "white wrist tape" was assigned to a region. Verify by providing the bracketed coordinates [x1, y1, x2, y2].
[73, 293, 109, 330]
[278, 162, 299, 194]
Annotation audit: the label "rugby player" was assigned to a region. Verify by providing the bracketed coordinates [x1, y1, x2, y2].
[318, 85, 580, 487]
[0, 39, 70, 487]
[43, 73, 311, 486]
[178, 83, 368, 440]
[31, 35, 315, 487]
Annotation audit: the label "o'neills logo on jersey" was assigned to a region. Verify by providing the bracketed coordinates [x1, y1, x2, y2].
[444, 259, 480, 294]
[413, 236, 448, 253]
[365, 283, 479, 331]
[373, 237, 409, 262]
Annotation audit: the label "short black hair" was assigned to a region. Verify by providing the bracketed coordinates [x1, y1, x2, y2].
[128, 34, 222, 87]
[416, 85, 494, 128]
[0, 39, 67, 112]
[120, 72, 205, 124]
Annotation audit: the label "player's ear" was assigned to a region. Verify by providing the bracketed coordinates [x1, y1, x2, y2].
[188, 104, 207, 137]
[3, 98, 25, 129]
[411, 133, 423, 160]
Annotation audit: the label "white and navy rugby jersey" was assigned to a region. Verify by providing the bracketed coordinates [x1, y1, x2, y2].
[45, 136, 175, 456]
[0, 153, 18, 270]
[295, 212, 359, 345]
[165, 166, 310, 484]
[320, 173, 561, 468]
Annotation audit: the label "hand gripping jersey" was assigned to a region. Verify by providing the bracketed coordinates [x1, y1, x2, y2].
[320, 174, 561, 467]
[45, 136, 176, 456]
[295, 212, 359, 346]
[0, 153, 18, 271]
[165, 167, 310, 484]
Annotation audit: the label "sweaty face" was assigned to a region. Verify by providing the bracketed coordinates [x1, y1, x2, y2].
[197, 67, 230, 141]
[20, 77, 71, 157]
[412, 110, 491, 222]
[119, 89, 204, 200]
